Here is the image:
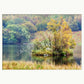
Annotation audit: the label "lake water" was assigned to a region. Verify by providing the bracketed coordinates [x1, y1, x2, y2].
[3, 44, 52, 63]
[3, 44, 33, 61]
[3, 44, 81, 65]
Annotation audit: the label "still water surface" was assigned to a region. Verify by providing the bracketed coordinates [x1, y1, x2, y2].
[3, 44, 81, 65]
[3, 44, 52, 63]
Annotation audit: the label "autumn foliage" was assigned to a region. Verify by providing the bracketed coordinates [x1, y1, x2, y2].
[32, 17, 76, 64]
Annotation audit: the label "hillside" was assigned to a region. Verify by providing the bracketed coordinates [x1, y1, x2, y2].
[72, 31, 81, 65]
[72, 31, 81, 46]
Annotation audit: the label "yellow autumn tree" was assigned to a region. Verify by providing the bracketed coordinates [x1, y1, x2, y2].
[59, 17, 76, 55]
[47, 17, 76, 56]
[47, 19, 61, 55]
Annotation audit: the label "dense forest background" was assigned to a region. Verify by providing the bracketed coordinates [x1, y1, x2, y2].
[3, 14, 81, 44]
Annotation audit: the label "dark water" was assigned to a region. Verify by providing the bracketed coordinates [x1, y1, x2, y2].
[3, 44, 81, 65]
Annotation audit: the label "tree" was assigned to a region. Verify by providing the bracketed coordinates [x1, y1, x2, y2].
[47, 18, 61, 55]
[14, 18, 24, 24]
[36, 22, 47, 31]
[59, 18, 76, 52]
[32, 31, 53, 56]
[3, 19, 8, 28]
[22, 21, 37, 33]
[3, 24, 30, 43]
[47, 18, 76, 63]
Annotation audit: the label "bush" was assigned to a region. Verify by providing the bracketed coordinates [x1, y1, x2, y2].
[32, 49, 52, 56]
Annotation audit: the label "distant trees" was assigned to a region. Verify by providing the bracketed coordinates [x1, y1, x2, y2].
[36, 22, 47, 31]
[3, 19, 8, 27]
[22, 21, 37, 33]
[3, 14, 81, 44]
[67, 15, 81, 31]
[3, 24, 30, 43]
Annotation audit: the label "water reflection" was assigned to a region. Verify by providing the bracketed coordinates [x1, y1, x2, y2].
[3, 43, 33, 61]
[3, 44, 53, 64]
[3, 44, 81, 65]
[32, 56, 52, 64]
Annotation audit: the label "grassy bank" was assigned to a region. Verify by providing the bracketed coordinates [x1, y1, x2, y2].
[3, 61, 81, 70]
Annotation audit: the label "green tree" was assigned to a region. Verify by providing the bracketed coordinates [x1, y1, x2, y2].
[3, 19, 8, 27]
[22, 21, 37, 33]
[3, 24, 30, 43]
[36, 22, 47, 31]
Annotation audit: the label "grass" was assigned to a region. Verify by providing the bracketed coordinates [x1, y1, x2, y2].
[3, 61, 81, 70]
